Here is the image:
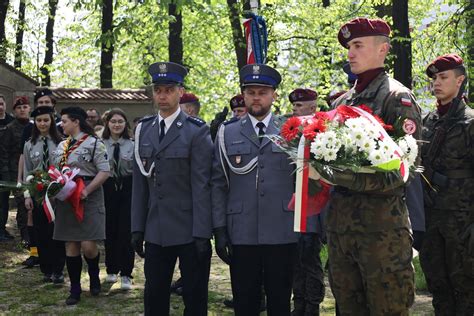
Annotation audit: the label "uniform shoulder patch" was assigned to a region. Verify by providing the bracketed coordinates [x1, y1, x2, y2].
[187, 116, 206, 126]
[223, 116, 239, 126]
[139, 115, 155, 123]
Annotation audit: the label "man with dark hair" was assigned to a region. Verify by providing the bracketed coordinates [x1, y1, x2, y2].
[420, 53, 474, 314]
[86, 108, 102, 128]
[0, 94, 14, 241]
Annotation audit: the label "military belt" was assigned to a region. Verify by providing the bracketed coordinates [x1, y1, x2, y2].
[333, 186, 405, 197]
[425, 169, 474, 189]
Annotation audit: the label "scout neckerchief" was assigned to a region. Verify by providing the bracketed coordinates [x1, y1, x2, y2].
[60, 134, 89, 168]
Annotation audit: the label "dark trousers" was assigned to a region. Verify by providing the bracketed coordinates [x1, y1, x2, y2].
[144, 241, 211, 316]
[32, 201, 65, 275]
[14, 192, 29, 242]
[230, 244, 297, 316]
[103, 177, 135, 276]
[0, 189, 9, 233]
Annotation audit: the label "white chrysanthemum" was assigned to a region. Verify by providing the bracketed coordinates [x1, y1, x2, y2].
[26, 175, 34, 183]
[368, 149, 387, 165]
[358, 139, 377, 154]
[323, 149, 338, 162]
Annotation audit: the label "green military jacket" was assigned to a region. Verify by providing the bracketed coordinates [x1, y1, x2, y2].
[4, 119, 30, 181]
[421, 100, 474, 211]
[324, 71, 422, 233]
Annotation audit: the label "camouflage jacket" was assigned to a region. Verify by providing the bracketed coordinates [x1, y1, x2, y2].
[324, 71, 422, 233]
[421, 100, 474, 211]
[3, 119, 30, 181]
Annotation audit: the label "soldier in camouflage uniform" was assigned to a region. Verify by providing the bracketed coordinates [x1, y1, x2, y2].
[318, 18, 421, 315]
[4, 97, 32, 244]
[419, 53, 474, 314]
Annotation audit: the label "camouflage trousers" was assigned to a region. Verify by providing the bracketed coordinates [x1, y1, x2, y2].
[327, 229, 414, 316]
[419, 209, 474, 315]
[293, 233, 325, 315]
[14, 191, 29, 242]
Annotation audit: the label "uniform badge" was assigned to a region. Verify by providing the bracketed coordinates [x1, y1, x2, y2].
[176, 121, 183, 128]
[235, 156, 241, 164]
[159, 63, 167, 73]
[341, 26, 351, 39]
[252, 65, 260, 74]
[402, 119, 417, 135]
[34, 152, 40, 157]
[429, 65, 438, 74]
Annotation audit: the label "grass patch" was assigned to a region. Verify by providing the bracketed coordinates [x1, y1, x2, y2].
[413, 256, 427, 292]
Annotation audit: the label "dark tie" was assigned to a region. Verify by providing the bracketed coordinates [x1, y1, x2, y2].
[42, 137, 49, 170]
[112, 143, 122, 190]
[256, 122, 265, 143]
[159, 120, 166, 142]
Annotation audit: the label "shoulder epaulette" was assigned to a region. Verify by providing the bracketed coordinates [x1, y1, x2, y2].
[139, 115, 155, 123]
[223, 117, 239, 126]
[187, 116, 206, 126]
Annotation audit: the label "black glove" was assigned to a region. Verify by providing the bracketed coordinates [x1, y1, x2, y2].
[194, 238, 211, 262]
[461, 223, 474, 256]
[210, 107, 229, 142]
[131, 232, 145, 258]
[412, 230, 424, 252]
[214, 226, 232, 265]
[300, 233, 317, 262]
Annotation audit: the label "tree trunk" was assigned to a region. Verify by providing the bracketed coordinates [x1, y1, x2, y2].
[14, 0, 26, 68]
[226, 0, 246, 70]
[0, 0, 9, 62]
[100, 0, 114, 88]
[40, 0, 58, 86]
[168, 3, 183, 65]
[392, 0, 412, 89]
[322, 0, 330, 7]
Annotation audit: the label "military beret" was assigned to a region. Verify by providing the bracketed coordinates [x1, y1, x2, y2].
[180, 93, 200, 105]
[60, 106, 87, 121]
[289, 88, 318, 103]
[34, 88, 54, 103]
[230, 94, 245, 109]
[338, 18, 391, 48]
[148, 62, 188, 85]
[239, 64, 281, 89]
[31, 106, 54, 117]
[426, 53, 464, 78]
[13, 96, 30, 109]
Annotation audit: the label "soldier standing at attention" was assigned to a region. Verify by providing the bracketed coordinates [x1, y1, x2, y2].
[0, 94, 14, 241]
[419, 53, 474, 314]
[289, 88, 325, 316]
[212, 63, 298, 316]
[321, 18, 422, 315]
[131, 62, 213, 316]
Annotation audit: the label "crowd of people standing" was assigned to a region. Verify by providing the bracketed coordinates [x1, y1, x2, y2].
[0, 15, 473, 316]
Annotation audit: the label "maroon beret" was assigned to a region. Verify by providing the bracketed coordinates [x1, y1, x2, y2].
[230, 94, 245, 109]
[289, 89, 318, 103]
[338, 18, 391, 48]
[179, 93, 200, 105]
[426, 53, 464, 78]
[13, 96, 30, 109]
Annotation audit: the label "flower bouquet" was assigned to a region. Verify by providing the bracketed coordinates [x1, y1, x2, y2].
[273, 104, 419, 232]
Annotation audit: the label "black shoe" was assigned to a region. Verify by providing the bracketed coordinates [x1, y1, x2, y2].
[65, 294, 81, 305]
[223, 298, 234, 308]
[52, 273, 65, 284]
[42, 274, 53, 282]
[170, 277, 183, 292]
[90, 278, 101, 296]
[22, 256, 40, 268]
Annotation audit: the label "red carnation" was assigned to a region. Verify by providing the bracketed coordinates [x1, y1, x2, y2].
[336, 105, 359, 122]
[357, 104, 373, 114]
[36, 183, 45, 192]
[303, 120, 326, 141]
[373, 115, 394, 131]
[281, 117, 302, 142]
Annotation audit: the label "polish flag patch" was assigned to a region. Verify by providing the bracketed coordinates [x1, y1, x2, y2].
[401, 98, 412, 107]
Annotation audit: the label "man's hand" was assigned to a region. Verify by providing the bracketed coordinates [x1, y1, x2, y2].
[214, 227, 232, 265]
[131, 232, 145, 258]
[194, 238, 212, 262]
[461, 223, 474, 256]
[25, 197, 33, 211]
[210, 107, 229, 141]
[80, 187, 89, 200]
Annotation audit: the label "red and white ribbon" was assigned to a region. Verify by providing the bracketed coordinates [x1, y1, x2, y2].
[294, 135, 310, 232]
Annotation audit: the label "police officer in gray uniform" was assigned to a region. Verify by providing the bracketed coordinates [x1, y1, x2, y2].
[131, 62, 213, 316]
[212, 63, 298, 316]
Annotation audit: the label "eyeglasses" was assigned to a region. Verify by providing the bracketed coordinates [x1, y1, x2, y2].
[109, 120, 126, 125]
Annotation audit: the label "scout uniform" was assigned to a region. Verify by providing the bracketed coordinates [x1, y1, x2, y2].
[103, 136, 135, 282]
[212, 64, 298, 316]
[131, 62, 213, 316]
[289, 88, 325, 316]
[23, 106, 65, 282]
[324, 18, 421, 315]
[419, 54, 474, 314]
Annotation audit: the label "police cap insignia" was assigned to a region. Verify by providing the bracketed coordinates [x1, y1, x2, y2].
[159, 63, 167, 73]
[148, 62, 188, 85]
[239, 64, 282, 89]
[253, 65, 260, 74]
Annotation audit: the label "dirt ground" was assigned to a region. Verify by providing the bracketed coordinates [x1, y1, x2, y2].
[0, 210, 435, 315]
